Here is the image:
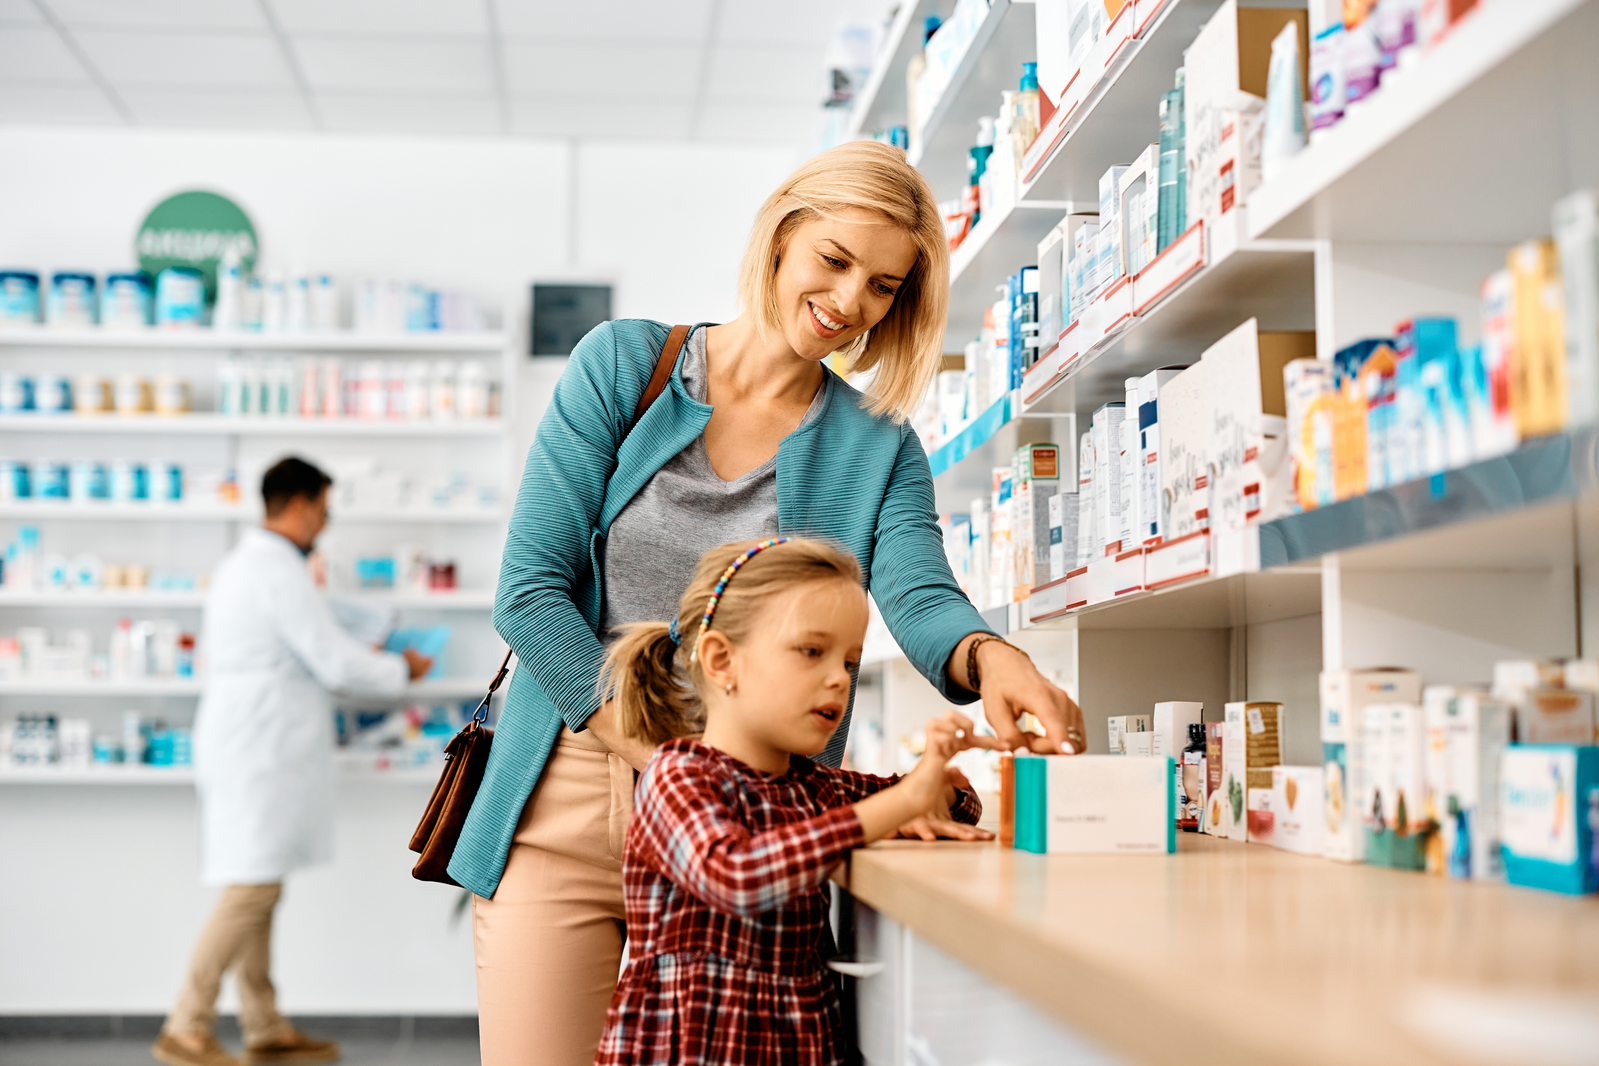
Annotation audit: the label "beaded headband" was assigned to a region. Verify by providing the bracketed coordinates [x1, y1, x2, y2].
[689, 537, 789, 663]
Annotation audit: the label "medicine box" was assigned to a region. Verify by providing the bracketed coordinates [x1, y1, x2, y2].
[1013, 754, 1177, 855]
[1152, 701, 1203, 759]
[1135, 366, 1188, 546]
[1158, 360, 1212, 542]
[1123, 731, 1155, 758]
[1429, 689, 1512, 881]
[1363, 702, 1432, 871]
[1499, 745, 1598, 895]
[1225, 701, 1282, 843]
[1202, 722, 1228, 835]
[1119, 144, 1161, 278]
[1252, 766, 1324, 855]
[1320, 668, 1421, 862]
[1107, 713, 1150, 754]
[1517, 689, 1596, 745]
[1047, 492, 1080, 583]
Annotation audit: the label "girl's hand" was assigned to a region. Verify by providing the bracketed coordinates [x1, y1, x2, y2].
[953, 636, 1087, 755]
[892, 767, 994, 841]
[855, 712, 999, 843]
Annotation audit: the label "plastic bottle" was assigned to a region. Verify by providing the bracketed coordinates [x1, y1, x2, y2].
[212, 249, 244, 331]
[905, 16, 942, 152]
[1012, 62, 1042, 169]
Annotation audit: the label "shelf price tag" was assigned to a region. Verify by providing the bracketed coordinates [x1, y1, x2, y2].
[1144, 530, 1210, 590]
[1132, 220, 1207, 318]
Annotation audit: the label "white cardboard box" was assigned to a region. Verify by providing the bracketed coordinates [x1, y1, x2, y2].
[1157, 360, 1211, 542]
[1320, 668, 1422, 862]
[1257, 765, 1325, 855]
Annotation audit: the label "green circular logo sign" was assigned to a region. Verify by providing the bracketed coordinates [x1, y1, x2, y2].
[135, 190, 257, 300]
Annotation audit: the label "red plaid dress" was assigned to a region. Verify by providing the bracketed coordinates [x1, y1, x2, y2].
[596, 738, 981, 1066]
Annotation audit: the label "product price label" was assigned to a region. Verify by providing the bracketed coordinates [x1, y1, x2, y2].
[1248, 707, 1265, 735]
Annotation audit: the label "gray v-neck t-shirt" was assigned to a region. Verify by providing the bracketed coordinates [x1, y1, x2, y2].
[598, 326, 826, 639]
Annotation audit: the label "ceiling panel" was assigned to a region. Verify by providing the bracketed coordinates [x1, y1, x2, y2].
[502, 41, 697, 100]
[317, 92, 500, 135]
[704, 44, 825, 105]
[0, 26, 90, 80]
[294, 38, 494, 93]
[494, 0, 713, 43]
[716, 0, 892, 44]
[46, 0, 267, 30]
[74, 30, 296, 87]
[0, 84, 123, 124]
[509, 98, 692, 139]
[121, 88, 314, 130]
[0, 0, 44, 25]
[696, 101, 822, 143]
[270, 0, 488, 36]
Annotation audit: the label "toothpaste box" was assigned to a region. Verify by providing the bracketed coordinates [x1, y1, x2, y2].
[1321, 668, 1421, 862]
[1013, 754, 1176, 855]
[1429, 690, 1513, 881]
[1500, 745, 1598, 895]
[1107, 714, 1151, 755]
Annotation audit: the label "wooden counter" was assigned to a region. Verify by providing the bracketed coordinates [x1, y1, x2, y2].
[841, 834, 1599, 1066]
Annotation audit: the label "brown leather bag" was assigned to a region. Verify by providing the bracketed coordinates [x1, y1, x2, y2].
[408, 324, 692, 886]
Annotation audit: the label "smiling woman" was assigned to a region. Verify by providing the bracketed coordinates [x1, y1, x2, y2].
[452, 140, 1088, 1066]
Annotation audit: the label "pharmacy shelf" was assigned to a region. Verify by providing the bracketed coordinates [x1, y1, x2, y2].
[0, 327, 507, 353]
[1022, 214, 1316, 419]
[0, 414, 504, 437]
[0, 589, 495, 610]
[927, 393, 1074, 514]
[947, 198, 1076, 341]
[1032, 565, 1322, 631]
[1019, 0, 1224, 204]
[1247, 0, 1598, 242]
[1260, 426, 1598, 569]
[0, 764, 443, 785]
[0, 678, 203, 696]
[0, 502, 505, 524]
[907, 0, 1037, 200]
[844, 0, 936, 139]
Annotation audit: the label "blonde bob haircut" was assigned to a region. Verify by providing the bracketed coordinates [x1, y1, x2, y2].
[736, 140, 949, 422]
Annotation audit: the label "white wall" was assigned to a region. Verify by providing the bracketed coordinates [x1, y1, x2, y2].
[0, 124, 805, 1016]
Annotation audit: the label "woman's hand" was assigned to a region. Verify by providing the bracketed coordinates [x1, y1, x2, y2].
[949, 634, 1086, 755]
[584, 698, 659, 772]
[891, 766, 993, 841]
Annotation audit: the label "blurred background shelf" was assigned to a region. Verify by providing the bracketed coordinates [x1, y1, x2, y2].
[0, 589, 494, 610]
[843, 0, 935, 139]
[0, 414, 504, 437]
[0, 503, 505, 524]
[0, 328, 507, 352]
[948, 198, 1077, 341]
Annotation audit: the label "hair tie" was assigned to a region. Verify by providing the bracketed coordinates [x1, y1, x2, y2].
[667, 617, 682, 646]
[689, 537, 788, 663]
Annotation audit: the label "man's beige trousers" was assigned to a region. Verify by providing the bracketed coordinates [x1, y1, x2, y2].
[165, 882, 292, 1046]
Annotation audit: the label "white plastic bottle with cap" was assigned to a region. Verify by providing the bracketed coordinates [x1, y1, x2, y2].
[212, 249, 244, 331]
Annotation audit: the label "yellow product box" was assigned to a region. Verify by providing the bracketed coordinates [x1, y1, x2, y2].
[1509, 238, 1568, 438]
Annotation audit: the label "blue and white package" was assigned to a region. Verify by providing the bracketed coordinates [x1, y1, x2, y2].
[33, 460, 69, 499]
[0, 371, 33, 413]
[1500, 745, 1598, 895]
[102, 271, 153, 329]
[154, 267, 205, 329]
[34, 374, 71, 415]
[0, 271, 41, 325]
[47, 272, 98, 327]
[109, 459, 149, 502]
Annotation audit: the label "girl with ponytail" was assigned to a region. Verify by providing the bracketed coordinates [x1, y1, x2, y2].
[594, 536, 995, 1066]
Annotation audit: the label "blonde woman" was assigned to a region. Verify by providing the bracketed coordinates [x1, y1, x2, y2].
[453, 140, 1087, 1066]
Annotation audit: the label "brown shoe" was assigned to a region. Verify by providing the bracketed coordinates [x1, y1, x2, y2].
[151, 1031, 242, 1066]
[243, 1029, 340, 1065]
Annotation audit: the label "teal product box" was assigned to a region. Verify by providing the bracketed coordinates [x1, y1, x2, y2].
[1013, 754, 1176, 855]
[1500, 745, 1598, 895]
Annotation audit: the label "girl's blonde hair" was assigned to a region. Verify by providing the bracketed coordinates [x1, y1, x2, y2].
[597, 538, 863, 745]
[736, 140, 949, 422]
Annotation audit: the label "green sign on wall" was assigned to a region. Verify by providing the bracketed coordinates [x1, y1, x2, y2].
[135, 190, 257, 300]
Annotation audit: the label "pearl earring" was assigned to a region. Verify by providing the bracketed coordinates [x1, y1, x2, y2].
[725, 683, 733, 696]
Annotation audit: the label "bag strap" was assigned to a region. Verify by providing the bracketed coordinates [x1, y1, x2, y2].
[468, 326, 689, 728]
[470, 648, 514, 725]
[633, 323, 691, 424]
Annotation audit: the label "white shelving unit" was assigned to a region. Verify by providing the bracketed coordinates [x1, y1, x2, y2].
[1, 322, 518, 755]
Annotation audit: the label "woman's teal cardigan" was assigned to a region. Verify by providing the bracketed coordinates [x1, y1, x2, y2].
[449, 319, 990, 896]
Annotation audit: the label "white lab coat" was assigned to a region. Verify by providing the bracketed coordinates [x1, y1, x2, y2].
[194, 527, 408, 885]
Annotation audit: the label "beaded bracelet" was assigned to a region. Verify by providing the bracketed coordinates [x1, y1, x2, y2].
[966, 633, 1028, 691]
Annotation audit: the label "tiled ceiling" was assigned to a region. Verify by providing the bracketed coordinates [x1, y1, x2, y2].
[0, 0, 892, 143]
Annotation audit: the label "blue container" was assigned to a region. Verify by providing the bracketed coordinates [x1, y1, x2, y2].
[154, 267, 205, 329]
[0, 371, 32, 412]
[0, 460, 29, 500]
[34, 374, 71, 415]
[33, 460, 69, 499]
[47, 272, 98, 326]
[102, 271, 153, 328]
[0, 270, 41, 325]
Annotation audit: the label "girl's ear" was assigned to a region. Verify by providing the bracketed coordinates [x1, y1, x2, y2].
[697, 630, 737, 692]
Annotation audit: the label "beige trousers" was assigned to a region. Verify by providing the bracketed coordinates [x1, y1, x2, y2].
[165, 883, 292, 1045]
[472, 726, 635, 1066]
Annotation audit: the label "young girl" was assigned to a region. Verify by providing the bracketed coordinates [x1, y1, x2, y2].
[594, 537, 996, 1066]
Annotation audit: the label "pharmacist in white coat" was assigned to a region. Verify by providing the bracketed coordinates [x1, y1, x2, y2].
[154, 457, 432, 1066]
